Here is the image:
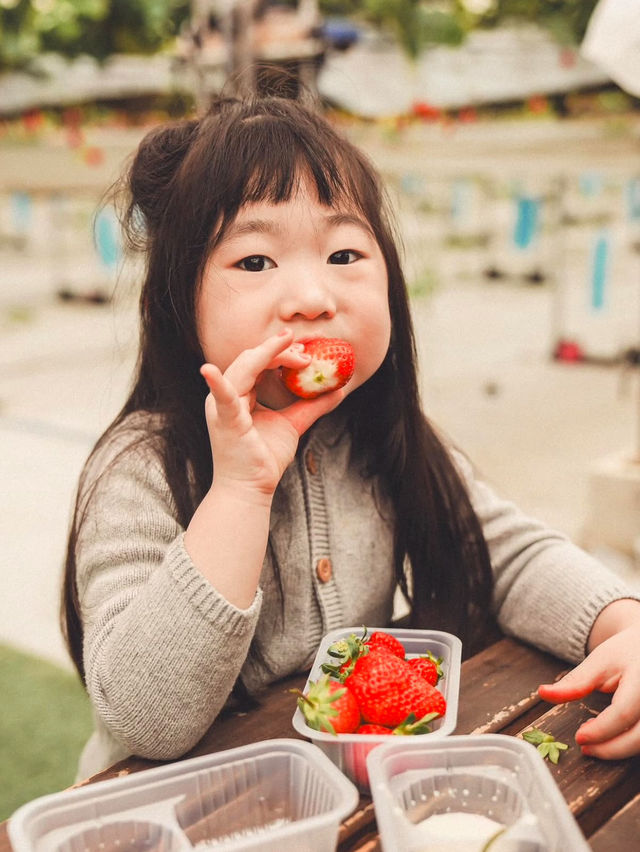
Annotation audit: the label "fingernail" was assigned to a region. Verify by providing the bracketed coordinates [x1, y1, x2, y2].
[581, 746, 593, 756]
[291, 345, 311, 360]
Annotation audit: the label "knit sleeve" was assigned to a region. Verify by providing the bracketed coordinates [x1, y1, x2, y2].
[451, 450, 640, 664]
[75, 422, 262, 760]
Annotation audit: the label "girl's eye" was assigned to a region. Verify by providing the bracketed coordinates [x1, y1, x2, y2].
[329, 250, 361, 265]
[237, 255, 275, 272]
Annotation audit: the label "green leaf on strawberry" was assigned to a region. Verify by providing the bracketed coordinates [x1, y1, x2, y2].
[292, 674, 361, 735]
[392, 711, 441, 735]
[321, 628, 368, 681]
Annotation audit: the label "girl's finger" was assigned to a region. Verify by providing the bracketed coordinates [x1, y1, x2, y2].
[280, 387, 346, 436]
[579, 718, 640, 760]
[575, 674, 640, 746]
[224, 330, 295, 395]
[267, 343, 312, 371]
[200, 363, 235, 405]
[538, 653, 612, 704]
[200, 363, 250, 430]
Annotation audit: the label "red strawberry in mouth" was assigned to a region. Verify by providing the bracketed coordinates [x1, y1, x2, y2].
[280, 338, 355, 399]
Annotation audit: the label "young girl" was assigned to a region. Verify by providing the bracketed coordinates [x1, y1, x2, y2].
[62, 92, 640, 779]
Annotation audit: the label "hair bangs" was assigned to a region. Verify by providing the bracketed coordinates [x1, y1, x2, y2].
[213, 112, 375, 240]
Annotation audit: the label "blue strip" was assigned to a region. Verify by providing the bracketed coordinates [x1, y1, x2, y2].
[591, 231, 609, 311]
[94, 207, 121, 270]
[513, 196, 538, 249]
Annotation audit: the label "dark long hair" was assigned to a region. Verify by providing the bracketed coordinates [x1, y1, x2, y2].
[61, 93, 494, 682]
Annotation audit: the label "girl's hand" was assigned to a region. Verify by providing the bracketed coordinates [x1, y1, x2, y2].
[200, 329, 344, 498]
[538, 601, 640, 759]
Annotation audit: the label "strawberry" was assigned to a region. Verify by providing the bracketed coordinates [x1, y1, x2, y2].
[365, 631, 405, 659]
[293, 674, 360, 735]
[345, 650, 446, 727]
[280, 338, 355, 399]
[357, 712, 441, 736]
[408, 651, 443, 686]
[321, 627, 405, 681]
[356, 723, 393, 735]
[419, 682, 447, 717]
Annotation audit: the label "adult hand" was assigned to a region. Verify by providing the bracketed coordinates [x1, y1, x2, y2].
[538, 600, 640, 759]
[200, 329, 344, 498]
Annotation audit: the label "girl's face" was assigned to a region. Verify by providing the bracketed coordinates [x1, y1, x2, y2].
[197, 177, 391, 408]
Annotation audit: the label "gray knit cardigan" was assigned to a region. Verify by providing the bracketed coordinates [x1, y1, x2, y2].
[74, 411, 637, 779]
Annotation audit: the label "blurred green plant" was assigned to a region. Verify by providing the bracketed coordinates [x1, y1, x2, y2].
[470, 0, 600, 44]
[353, 0, 465, 59]
[0, 643, 93, 821]
[0, 0, 190, 71]
[0, 0, 602, 72]
[408, 266, 439, 299]
[317, 0, 601, 61]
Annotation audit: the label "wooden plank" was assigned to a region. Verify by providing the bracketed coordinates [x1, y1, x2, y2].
[333, 638, 570, 851]
[346, 833, 381, 852]
[2, 640, 637, 852]
[456, 637, 569, 734]
[589, 791, 640, 851]
[513, 695, 640, 837]
[0, 641, 568, 852]
[337, 801, 378, 851]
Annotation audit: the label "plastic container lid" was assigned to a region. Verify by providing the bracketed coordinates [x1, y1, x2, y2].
[291, 627, 462, 793]
[366, 733, 590, 851]
[9, 739, 359, 852]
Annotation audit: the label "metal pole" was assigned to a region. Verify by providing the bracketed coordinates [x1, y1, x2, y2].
[549, 175, 568, 356]
[190, 0, 212, 113]
[228, 0, 257, 96]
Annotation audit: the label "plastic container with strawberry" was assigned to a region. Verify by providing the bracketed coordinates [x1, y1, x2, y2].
[291, 626, 461, 792]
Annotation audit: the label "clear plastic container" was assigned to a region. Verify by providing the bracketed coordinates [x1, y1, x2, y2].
[291, 627, 462, 793]
[8, 739, 359, 852]
[366, 734, 590, 851]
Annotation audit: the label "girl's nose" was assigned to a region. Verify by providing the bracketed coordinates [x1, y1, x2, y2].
[278, 278, 337, 320]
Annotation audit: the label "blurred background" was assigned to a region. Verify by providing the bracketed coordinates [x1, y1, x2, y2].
[1, 0, 639, 819]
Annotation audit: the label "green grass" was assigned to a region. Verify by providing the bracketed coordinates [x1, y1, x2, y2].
[0, 644, 93, 821]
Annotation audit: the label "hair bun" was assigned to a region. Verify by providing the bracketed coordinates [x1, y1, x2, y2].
[124, 118, 200, 243]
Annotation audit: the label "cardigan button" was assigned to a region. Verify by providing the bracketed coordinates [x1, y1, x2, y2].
[305, 449, 318, 475]
[316, 558, 332, 583]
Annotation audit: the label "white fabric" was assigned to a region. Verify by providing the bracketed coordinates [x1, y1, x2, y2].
[581, 0, 640, 96]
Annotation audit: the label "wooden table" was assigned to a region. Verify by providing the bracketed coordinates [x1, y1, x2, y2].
[2, 637, 639, 850]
